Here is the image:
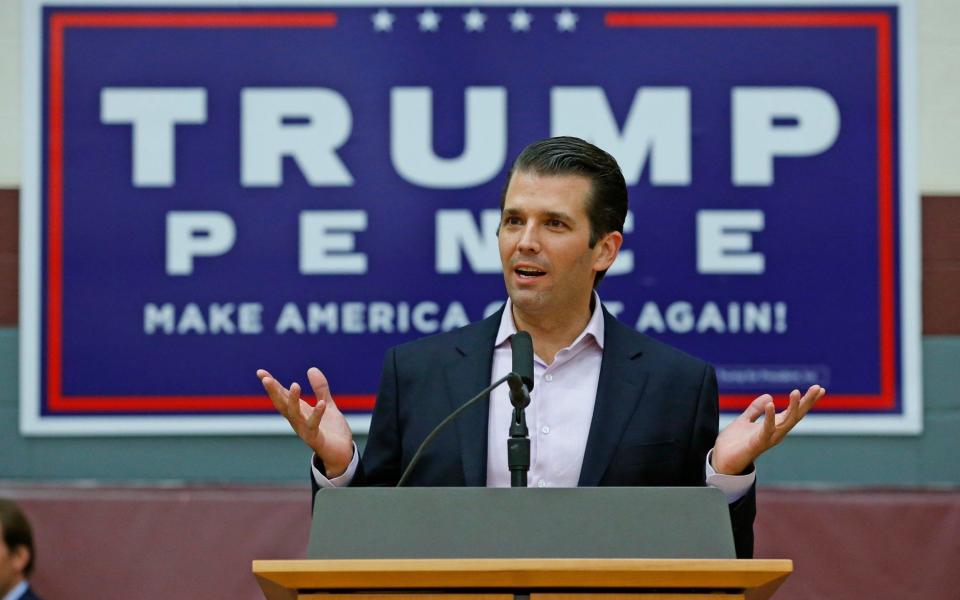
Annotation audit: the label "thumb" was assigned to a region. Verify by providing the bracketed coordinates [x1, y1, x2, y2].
[307, 367, 339, 412]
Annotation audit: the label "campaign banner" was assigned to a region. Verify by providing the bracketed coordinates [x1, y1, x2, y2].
[21, 1, 920, 435]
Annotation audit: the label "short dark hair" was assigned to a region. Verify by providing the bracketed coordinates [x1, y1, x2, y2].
[500, 136, 628, 287]
[0, 499, 35, 576]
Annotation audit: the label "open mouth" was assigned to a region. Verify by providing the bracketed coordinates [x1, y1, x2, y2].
[515, 267, 547, 279]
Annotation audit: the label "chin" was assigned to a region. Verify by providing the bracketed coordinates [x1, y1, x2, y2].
[508, 289, 548, 313]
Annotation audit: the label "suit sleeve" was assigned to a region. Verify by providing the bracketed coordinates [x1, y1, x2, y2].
[310, 346, 404, 507]
[353, 346, 404, 486]
[692, 363, 756, 559]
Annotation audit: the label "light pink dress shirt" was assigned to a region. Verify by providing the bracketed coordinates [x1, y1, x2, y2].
[485, 297, 605, 488]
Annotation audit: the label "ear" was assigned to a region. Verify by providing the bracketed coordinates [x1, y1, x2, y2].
[10, 545, 30, 575]
[592, 231, 623, 273]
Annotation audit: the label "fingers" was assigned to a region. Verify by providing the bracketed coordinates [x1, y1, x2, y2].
[288, 383, 324, 432]
[739, 383, 828, 456]
[762, 400, 776, 440]
[743, 394, 773, 422]
[778, 385, 823, 426]
[286, 382, 304, 421]
[260, 374, 312, 436]
[308, 396, 327, 424]
[768, 384, 826, 442]
[257, 367, 339, 425]
[798, 384, 825, 418]
[777, 389, 802, 427]
[306, 400, 324, 432]
[259, 374, 290, 414]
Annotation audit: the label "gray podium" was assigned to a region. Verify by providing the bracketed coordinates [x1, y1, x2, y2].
[308, 487, 736, 559]
[253, 487, 792, 600]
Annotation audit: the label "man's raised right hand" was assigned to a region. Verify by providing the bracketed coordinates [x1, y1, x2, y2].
[257, 367, 355, 477]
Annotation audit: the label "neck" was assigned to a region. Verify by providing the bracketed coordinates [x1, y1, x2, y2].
[511, 295, 594, 365]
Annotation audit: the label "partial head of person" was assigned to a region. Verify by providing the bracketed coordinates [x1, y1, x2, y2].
[0, 499, 35, 597]
[498, 136, 627, 320]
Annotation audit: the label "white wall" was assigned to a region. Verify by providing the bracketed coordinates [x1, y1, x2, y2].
[0, 0, 957, 192]
[0, 0, 20, 188]
[918, 0, 960, 194]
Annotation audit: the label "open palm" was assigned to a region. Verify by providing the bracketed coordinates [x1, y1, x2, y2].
[258, 367, 355, 477]
[712, 385, 825, 475]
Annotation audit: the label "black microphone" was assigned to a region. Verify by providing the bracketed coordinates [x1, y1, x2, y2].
[511, 330, 535, 393]
[508, 331, 534, 487]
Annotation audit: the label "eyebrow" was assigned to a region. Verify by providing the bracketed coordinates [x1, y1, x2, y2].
[502, 207, 575, 222]
[543, 210, 573, 221]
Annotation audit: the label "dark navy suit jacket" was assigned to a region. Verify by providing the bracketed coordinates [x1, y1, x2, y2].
[313, 307, 756, 557]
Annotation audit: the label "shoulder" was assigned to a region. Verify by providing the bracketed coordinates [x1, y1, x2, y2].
[603, 309, 713, 376]
[21, 586, 44, 600]
[387, 308, 501, 362]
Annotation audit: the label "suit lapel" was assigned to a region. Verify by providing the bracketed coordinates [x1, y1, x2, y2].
[578, 309, 649, 486]
[442, 308, 503, 487]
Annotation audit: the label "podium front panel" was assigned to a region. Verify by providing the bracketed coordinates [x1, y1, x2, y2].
[309, 487, 736, 559]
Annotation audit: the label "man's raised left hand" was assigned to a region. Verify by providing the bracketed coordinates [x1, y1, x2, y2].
[711, 384, 826, 475]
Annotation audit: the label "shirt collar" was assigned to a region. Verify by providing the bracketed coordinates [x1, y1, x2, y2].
[495, 292, 605, 350]
[1, 581, 28, 600]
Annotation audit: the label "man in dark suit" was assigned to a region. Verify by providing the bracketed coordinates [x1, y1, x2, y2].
[0, 499, 44, 600]
[259, 137, 823, 559]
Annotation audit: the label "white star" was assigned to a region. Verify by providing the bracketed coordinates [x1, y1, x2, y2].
[508, 8, 533, 32]
[463, 8, 487, 32]
[555, 8, 578, 32]
[418, 8, 441, 32]
[371, 8, 395, 32]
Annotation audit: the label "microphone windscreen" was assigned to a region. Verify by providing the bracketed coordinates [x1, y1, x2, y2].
[511, 330, 535, 391]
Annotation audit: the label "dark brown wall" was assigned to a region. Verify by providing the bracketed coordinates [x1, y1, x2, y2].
[0, 189, 17, 325]
[1, 190, 957, 332]
[3, 485, 958, 600]
[756, 489, 960, 599]
[923, 196, 960, 334]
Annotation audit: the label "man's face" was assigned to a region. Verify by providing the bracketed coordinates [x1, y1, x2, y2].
[0, 526, 28, 595]
[499, 171, 621, 320]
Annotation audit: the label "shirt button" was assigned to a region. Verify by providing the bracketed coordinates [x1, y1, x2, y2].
[537, 480, 546, 488]
[544, 374, 553, 382]
[541, 425, 550, 435]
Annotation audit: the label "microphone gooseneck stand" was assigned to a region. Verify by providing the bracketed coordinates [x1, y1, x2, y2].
[396, 373, 514, 488]
[508, 404, 530, 487]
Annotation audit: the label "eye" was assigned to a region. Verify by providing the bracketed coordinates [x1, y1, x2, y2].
[546, 219, 566, 228]
[503, 215, 523, 226]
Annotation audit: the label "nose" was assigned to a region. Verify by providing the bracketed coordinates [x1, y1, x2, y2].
[517, 223, 540, 253]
